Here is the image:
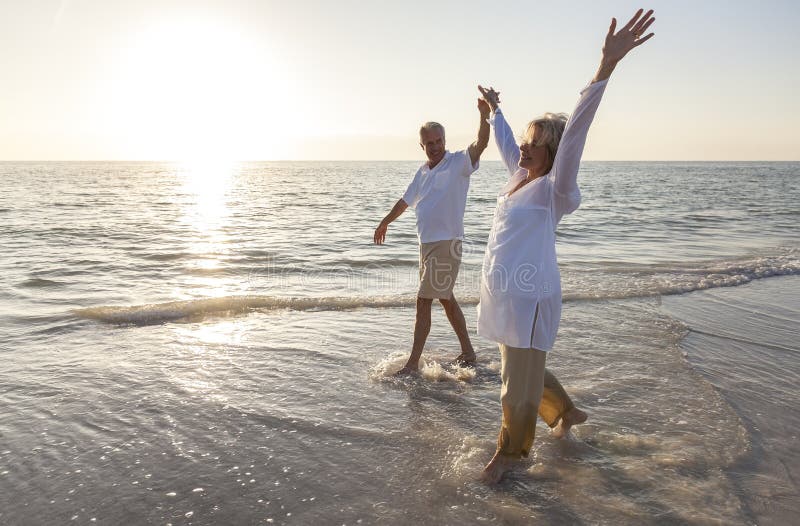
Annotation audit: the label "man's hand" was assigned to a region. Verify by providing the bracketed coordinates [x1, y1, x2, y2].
[478, 85, 501, 112]
[373, 199, 408, 245]
[374, 221, 388, 245]
[469, 86, 494, 166]
[478, 97, 491, 119]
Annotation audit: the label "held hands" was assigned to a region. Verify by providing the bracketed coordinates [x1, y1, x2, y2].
[602, 8, 655, 66]
[472, 90, 493, 164]
[373, 222, 388, 244]
[477, 85, 501, 112]
[477, 96, 492, 118]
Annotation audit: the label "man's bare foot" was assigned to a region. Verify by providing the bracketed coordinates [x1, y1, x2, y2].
[393, 364, 419, 377]
[480, 451, 517, 484]
[452, 351, 476, 367]
[552, 407, 588, 439]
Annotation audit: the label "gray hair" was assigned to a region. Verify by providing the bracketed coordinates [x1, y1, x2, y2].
[419, 121, 445, 140]
[525, 112, 568, 171]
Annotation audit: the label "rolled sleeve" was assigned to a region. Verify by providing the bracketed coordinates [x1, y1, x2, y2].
[460, 149, 479, 176]
[402, 171, 421, 208]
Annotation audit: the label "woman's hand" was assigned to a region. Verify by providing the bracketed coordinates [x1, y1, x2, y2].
[594, 8, 655, 82]
[478, 85, 501, 112]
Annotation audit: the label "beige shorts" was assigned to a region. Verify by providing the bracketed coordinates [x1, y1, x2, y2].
[418, 239, 462, 299]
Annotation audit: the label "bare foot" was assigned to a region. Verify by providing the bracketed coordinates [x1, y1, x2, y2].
[393, 365, 419, 377]
[452, 351, 476, 367]
[552, 407, 588, 439]
[479, 451, 517, 484]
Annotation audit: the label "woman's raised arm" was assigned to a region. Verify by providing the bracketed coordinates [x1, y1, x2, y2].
[479, 85, 521, 178]
[552, 9, 655, 205]
[594, 9, 655, 83]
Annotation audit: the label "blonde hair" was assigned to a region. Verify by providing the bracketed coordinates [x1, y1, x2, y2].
[524, 112, 568, 173]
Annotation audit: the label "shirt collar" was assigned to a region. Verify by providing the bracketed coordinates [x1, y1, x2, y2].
[423, 150, 451, 173]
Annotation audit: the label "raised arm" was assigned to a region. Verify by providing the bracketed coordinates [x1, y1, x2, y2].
[594, 9, 655, 83]
[552, 9, 655, 198]
[478, 85, 521, 177]
[468, 98, 491, 167]
[550, 81, 607, 199]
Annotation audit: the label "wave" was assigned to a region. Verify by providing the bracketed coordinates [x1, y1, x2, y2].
[687, 327, 799, 354]
[74, 295, 424, 325]
[139, 252, 189, 262]
[583, 248, 799, 275]
[52, 202, 88, 208]
[74, 250, 800, 325]
[314, 258, 418, 269]
[19, 278, 66, 288]
[563, 249, 800, 300]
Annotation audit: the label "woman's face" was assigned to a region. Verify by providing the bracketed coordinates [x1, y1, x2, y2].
[518, 125, 549, 173]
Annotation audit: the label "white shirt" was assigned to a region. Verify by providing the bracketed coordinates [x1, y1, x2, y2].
[477, 79, 608, 350]
[402, 150, 479, 244]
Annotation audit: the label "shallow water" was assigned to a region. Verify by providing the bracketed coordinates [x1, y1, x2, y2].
[1, 161, 798, 524]
[662, 276, 800, 524]
[0, 298, 754, 524]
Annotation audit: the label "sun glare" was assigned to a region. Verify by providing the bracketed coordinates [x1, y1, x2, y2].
[174, 159, 237, 298]
[179, 159, 235, 227]
[106, 16, 296, 162]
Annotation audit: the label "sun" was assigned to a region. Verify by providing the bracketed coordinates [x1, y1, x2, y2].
[104, 15, 297, 162]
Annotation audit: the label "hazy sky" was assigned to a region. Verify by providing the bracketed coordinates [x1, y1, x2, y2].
[1, 0, 799, 161]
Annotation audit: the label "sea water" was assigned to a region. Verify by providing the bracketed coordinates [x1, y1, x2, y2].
[1, 161, 798, 524]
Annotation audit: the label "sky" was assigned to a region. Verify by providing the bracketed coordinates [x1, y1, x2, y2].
[1, 0, 799, 161]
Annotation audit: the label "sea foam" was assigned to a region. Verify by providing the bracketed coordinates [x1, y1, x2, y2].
[73, 250, 799, 325]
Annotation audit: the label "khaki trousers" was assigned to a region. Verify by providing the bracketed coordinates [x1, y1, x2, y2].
[496, 344, 576, 458]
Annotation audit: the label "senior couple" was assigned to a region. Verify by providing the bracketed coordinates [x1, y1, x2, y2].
[373, 10, 655, 483]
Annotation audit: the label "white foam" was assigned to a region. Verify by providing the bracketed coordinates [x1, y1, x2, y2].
[565, 249, 800, 301]
[371, 351, 476, 383]
[441, 435, 492, 480]
[420, 360, 476, 383]
[72, 250, 800, 324]
[75, 294, 421, 325]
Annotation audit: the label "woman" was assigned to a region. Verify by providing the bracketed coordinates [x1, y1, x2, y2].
[476, 9, 655, 484]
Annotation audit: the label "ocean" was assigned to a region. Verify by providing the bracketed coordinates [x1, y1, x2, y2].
[1, 160, 798, 525]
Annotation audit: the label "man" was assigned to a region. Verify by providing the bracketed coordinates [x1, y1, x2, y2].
[373, 96, 490, 375]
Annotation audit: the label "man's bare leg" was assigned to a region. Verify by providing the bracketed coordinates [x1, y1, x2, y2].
[395, 297, 433, 376]
[439, 295, 476, 365]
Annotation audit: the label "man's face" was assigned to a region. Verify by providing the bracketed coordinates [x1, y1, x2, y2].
[419, 128, 446, 166]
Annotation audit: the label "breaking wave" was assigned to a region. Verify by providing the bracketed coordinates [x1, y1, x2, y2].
[74, 250, 799, 325]
[74, 295, 421, 325]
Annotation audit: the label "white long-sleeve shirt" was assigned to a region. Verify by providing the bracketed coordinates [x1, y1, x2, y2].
[477, 79, 607, 350]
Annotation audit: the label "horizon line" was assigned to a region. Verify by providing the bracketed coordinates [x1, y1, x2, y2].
[2, 159, 799, 163]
